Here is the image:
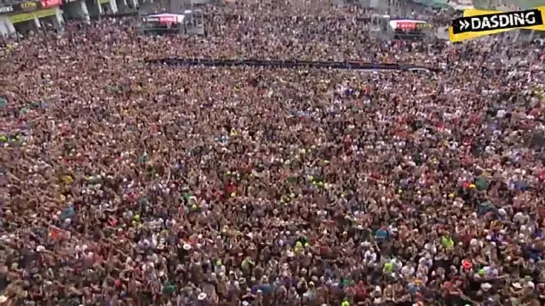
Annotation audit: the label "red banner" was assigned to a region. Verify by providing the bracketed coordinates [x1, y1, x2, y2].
[41, 0, 62, 8]
[396, 22, 417, 30]
[159, 16, 177, 24]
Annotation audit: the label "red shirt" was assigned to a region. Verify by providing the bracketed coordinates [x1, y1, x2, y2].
[355, 283, 367, 298]
[225, 183, 237, 194]
[538, 170, 545, 180]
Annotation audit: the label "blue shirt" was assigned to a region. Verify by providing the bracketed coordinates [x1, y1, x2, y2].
[375, 229, 388, 240]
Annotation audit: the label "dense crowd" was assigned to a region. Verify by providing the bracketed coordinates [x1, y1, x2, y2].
[1, 0, 545, 305]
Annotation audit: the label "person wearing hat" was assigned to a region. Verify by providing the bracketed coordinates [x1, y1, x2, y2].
[5, 5, 545, 306]
[197, 292, 208, 303]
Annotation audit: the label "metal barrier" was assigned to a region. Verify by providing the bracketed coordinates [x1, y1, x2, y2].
[146, 57, 443, 72]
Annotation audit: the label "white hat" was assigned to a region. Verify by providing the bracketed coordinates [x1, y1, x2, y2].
[183, 244, 192, 250]
[512, 282, 522, 289]
[36, 245, 45, 252]
[481, 283, 492, 290]
[197, 292, 207, 300]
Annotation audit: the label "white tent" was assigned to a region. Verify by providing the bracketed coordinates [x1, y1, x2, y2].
[447, 0, 475, 10]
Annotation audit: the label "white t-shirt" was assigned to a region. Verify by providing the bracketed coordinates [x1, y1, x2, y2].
[364, 250, 377, 263]
[401, 265, 415, 278]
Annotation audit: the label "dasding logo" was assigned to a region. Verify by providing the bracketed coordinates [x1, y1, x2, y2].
[449, 7, 545, 42]
[453, 10, 542, 33]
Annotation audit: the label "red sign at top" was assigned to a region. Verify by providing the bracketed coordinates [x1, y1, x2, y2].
[41, 0, 62, 8]
[396, 22, 417, 30]
[159, 16, 177, 24]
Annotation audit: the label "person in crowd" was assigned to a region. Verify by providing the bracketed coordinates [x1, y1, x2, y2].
[1, 0, 545, 305]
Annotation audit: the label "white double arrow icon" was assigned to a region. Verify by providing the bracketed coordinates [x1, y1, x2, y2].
[459, 19, 470, 31]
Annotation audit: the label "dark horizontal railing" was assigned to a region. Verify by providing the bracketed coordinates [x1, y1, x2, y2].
[146, 57, 442, 72]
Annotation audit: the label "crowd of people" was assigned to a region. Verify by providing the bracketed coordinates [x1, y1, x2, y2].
[1, 0, 545, 305]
